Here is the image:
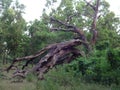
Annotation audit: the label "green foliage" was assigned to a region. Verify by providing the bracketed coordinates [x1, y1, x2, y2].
[34, 66, 115, 90]
[65, 48, 120, 85]
[107, 48, 120, 70]
[27, 19, 74, 55]
[26, 73, 37, 82]
[36, 79, 59, 90]
[0, 0, 27, 61]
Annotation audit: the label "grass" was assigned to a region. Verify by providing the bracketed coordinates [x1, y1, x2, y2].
[35, 67, 113, 90]
[0, 64, 119, 90]
[0, 79, 119, 90]
[36, 80, 111, 90]
[0, 80, 35, 90]
[0, 64, 35, 90]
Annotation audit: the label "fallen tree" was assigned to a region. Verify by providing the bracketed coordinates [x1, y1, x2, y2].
[7, 0, 100, 80]
[7, 39, 86, 79]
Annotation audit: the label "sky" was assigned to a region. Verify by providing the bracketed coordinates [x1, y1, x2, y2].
[18, 0, 120, 22]
[18, 0, 46, 22]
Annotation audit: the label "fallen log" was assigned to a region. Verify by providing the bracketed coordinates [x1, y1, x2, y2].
[7, 39, 86, 79]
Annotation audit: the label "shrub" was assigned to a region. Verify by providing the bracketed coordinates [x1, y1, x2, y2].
[64, 48, 120, 85]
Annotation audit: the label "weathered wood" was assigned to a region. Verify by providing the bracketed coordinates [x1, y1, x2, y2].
[7, 39, 84, 79]
[50, 17, 90, 51]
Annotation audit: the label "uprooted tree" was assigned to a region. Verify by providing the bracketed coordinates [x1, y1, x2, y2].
[6, 0, 100, 80]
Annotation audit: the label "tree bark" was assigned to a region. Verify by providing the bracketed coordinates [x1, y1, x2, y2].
[7, 39, 85, 79]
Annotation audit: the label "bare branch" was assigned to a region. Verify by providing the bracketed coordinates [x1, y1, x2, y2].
[50, 17, 85, 39]
[66, 12, 81, 23]
[50, 17, 91, 51]
[7, 39, 84, 72]
[90, 0, 100, 45]
[50, 28, 75, 32]
[84, 0, 96, 11]
[50, 17, 75, 28]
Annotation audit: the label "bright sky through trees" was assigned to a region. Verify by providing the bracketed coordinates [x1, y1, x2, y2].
[18, 0, 120, 22]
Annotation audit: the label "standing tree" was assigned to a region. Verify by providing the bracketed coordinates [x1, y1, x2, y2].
[0, 0, 27, 64]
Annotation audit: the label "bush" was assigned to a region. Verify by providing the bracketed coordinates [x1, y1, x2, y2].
[64, 48, 120, 85]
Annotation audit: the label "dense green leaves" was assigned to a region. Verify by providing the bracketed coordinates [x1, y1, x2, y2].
[0, 0, 26, 61]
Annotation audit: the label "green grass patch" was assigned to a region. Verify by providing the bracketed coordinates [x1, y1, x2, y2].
[0, 64, 119, 90]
